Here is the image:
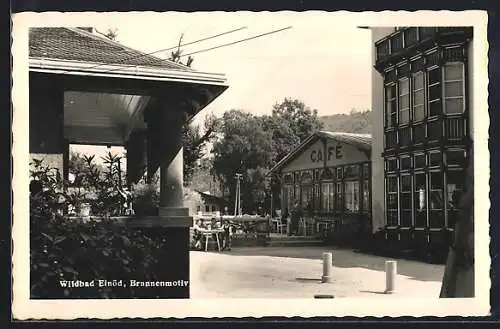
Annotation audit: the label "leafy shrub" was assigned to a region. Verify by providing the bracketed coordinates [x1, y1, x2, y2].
[30, 159, 170, 299]
[131, 177, 160, 216]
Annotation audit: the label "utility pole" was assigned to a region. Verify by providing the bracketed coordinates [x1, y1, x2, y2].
[234, 173, 243, 216]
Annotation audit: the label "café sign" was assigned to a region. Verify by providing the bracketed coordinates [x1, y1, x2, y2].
[310, 143, 343, 163]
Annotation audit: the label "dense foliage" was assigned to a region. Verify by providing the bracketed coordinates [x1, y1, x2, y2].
[211, 98, 324, 213]
[30, 159, 171, 299]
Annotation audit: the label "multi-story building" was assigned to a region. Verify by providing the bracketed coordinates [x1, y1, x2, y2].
[370, 27, 474, 254]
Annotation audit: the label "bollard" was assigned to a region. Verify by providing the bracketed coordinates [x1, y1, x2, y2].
[322, 252, 333, 283]
[385, 260, 397, 294]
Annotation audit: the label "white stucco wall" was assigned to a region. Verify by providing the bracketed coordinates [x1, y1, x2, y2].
[370, 28, 395, 233]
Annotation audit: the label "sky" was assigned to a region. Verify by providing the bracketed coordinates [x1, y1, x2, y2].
[71, 12, 373, 158]
[90, 12, 373, 119]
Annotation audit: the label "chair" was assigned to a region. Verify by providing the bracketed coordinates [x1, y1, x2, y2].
[202, 230, 221, 252]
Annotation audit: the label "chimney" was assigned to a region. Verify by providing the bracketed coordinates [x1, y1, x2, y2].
[77, 27, 95, 34]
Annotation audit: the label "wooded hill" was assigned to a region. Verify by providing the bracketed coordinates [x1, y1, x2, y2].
[319, 109, 372, 134]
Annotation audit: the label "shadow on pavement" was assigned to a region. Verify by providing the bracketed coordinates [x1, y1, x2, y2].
[359, 290, 387, 295]
[220, 246, 445, 282]
[295, 277, 323, 283]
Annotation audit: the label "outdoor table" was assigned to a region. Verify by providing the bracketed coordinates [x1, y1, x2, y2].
[201, 228, 224, 252]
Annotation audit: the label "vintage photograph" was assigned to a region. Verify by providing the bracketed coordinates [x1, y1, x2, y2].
[12, 10, 489, 318]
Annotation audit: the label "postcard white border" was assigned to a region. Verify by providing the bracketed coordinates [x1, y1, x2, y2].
[12, 10, 490, 319]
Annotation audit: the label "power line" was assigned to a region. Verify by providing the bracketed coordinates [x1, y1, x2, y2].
[100, 26, 293, 76]
[64, 26, 248, 74]
[180, 26, 293, 57]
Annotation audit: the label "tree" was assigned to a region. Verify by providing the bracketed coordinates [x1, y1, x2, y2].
[212, 110, 275, 213]
[181, 112, 221, 185]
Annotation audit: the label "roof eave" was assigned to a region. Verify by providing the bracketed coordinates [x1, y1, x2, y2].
[29, 58, 228, 87]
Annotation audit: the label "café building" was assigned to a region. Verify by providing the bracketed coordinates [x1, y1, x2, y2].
[269, 131, 372, 240]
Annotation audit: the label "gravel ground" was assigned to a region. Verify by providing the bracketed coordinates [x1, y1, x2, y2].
[190, 247, 444, 298]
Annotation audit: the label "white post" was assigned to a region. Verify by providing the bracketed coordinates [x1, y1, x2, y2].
[322, 252, 333, 283]
[385, 260, 397, 294]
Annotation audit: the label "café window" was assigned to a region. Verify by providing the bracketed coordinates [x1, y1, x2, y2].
[427, 67, 442, 117]
[283, 185, 294, 212]
[385, 84, 397, 127]
[362, 180, 370, 212]
[400, 155, 411, 171]
[414, 153, 426, 169]
[443, 62, 465, 114]
[345, 164, 360, 178]
[363, 163, 370, 179]
[429, 171, 445, 228]
[345, 181, 360, 213]
[336, 167, 343, 180]
[335, 183, 343, 211]
[294, 184, 300, 201]
[399, 78, 410, 124]
[400, 175, 412, 228]
[447, 170, 465, 228]
[386, 176, 398, 226]
[321, 182, 335, 212]
[412, 71, 426, 121]
[414, 173, 427, 228]
[314, 184, 321, 211]
[301, 185, 313, 209]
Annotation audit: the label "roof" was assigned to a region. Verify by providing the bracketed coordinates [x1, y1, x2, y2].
[29, 27, 190, 71]
[269, 131, 372, 174]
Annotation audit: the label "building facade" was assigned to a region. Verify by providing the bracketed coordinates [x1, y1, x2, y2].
[370, 27, 474, 253]
[270, 131, 372, 239]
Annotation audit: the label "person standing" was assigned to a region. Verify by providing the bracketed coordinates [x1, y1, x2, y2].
[290, 201, 301, 236]
[221, 219, 232, 251]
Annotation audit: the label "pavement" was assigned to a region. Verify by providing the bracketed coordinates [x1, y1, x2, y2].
[190, 246, 445, 298]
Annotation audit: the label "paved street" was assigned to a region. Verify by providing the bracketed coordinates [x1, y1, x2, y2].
[190, 247, 445, 298]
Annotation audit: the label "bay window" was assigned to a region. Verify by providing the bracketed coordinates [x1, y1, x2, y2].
[446, 170, 465, 229]
[386, 176, 398, 226]
[427, 68, 442, 117]
[400, 175, 412, 227]
[429, 172, 445, 228]
[385, 84, 397, 127]
[412, 72, 425, 121]
[399, 78, 410, 124]
[443, 63, 465, 114]
[414, 173, 427, 228]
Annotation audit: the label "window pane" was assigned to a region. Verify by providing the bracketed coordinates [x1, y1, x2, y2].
[429, 152, 442, 167]
[444, 63, 463, 80]
[414, 106, 425, 121]
[399, 79, 410, 94]
[429, 84, 441, 100]
[400, 110, 410, 124]
[445, 81, 464, 97]
[430, 190, 444, 210]
[428, 68, 441, 84]
[387, 177, 398, 192]
[401, 211, 412, 227]
[386, 85, 396, 99]
[413, 72, 424, 89]
[401, 175, 412, 191]
[363, 180, 370, 211]
[445, 98, 464, 114]
[414, 89, 425, 105]
[329, 183, 335, 211]
[415, 154, 426, 168]
[430, 172, 443, 189]
[446, 150, 466, 166]
[387, 194, 398, 209]
[447, 171, 464, 210]
[401, 156, 411, 170]
[428, 120, 442, 140]
[429, 101, 442, 116]
[401, 194, 412, 209]
[415, 173, 426, 190]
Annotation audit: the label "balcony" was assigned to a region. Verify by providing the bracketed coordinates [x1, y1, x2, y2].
[374, 27, 472, 71]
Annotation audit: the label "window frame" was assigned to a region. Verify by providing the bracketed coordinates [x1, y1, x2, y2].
[427, 66, 442, 117]
[443, 62, 466, 115]
[385, 83, 398, 128]
[398, 77, 410, 125]
[412, 71, 426, 122]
